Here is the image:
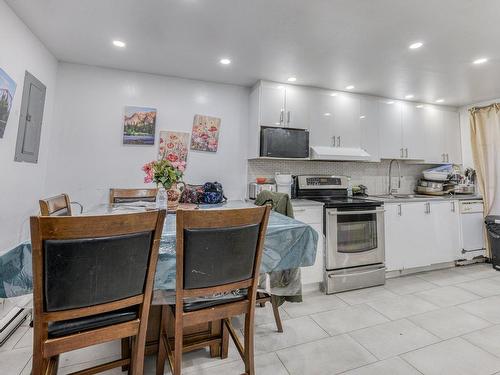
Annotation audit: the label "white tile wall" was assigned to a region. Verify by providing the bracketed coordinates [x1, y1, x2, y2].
[248, 159, 436, 195]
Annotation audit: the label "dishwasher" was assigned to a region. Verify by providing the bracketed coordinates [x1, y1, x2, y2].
[458, 199, 486, 263]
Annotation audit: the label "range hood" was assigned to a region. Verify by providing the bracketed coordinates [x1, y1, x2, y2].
[310, 146, 371, 161]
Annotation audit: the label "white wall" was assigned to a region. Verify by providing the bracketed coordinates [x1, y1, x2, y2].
[459, 97, 500, 169]
[44, 63, 249, 210]
[0, 0, 58, 251]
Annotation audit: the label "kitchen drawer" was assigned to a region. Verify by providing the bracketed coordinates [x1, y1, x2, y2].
[293, 206, 323, 224]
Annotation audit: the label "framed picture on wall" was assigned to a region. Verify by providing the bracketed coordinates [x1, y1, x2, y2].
[158, 130, 190, 164]
[0, 68, 17, 138]
[190, 114, 221, 152]
[123, 106, 156, 145]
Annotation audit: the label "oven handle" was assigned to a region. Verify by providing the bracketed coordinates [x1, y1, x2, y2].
[327, 267, 385, 278]
[327, 209, 385, 215]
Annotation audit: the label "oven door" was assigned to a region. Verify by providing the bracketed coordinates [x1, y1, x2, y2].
[325, 207, 385, 270]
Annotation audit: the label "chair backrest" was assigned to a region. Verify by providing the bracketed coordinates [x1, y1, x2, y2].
[39, 194, 72, 216]
[175, 206, 270, 304]
[30, 210, 166, 318]
[109, 188, 158, 204]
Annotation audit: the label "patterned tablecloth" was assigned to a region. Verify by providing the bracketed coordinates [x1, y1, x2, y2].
[0, 201, 319, 299]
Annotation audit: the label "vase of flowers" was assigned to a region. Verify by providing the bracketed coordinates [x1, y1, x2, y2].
[142, 159, 186, 209]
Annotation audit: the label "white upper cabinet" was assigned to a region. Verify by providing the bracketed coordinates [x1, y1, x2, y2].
[259, 81, 286, 127]
[309, 90, 335, 147]
[401, 102, 426, 160]
[360, 97, 380, 161]
[378, 100, 403, 159]
[443, 110, 462, 164]
[285, 85, 311, 129]
[331, 93, 361, 148]
[422, 106, 444, 163]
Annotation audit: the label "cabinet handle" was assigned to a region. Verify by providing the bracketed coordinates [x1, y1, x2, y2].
[446, 153, 449, 163]
[425, 202, 431, 214]
[337, 136, 341, 147]
[280, 109, 284, 125]
[451, 201, 456, 212]
[405, 148, 408, 158]
[400, 148, 404, 158]
[287, 111, 291, 125]
[398, 204, 402, 216]
[332, 135, 336, 147]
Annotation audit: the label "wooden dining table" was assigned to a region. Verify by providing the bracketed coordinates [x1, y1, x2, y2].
[0, 200, 319, 357]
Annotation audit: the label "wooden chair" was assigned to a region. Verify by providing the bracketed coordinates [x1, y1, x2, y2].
[39, 194, 72, 216]
[30, 210, 166, 375]
[156, 206, 271, 375]
[109, 188, 158, 204]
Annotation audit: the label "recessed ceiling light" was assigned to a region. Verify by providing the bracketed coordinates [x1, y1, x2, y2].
[409, 42, 424, 50]
[360, 115, 366, 119]
[219, 58, 231, 65]
[435, 98, 445, 103]
[330, 93, 338, 97]
[324, 112, 331, 117]
[405, 94, 414, 99]
[473, 57, 488, 65]
[287, 77, 297, 82]
[112, 40, 126, 48]
[345, 85, 355, 90]
[416, 104, 424, 108]
[386, 101, 395, 104]
[277, 85, 284, 89]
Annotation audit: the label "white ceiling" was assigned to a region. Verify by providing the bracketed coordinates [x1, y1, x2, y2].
[6, 0, 500, 106]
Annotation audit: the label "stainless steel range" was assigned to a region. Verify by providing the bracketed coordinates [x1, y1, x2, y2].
[293, 175, 386, 294]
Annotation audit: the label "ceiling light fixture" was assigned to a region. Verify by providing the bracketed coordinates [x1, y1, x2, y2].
[287, 77, 297, 82]
[473, 57, 488, 65]
[112, 40, 126, 48]
[345, 85, 355, 90]
[435, 99, 444, 103]
[324, 113, 331, 116]
[330, 93, 338, 97]
[386, 101, 395, 104]
[405, 94, 414, 99]
[409, 42, 423, 49]
[416, 104, 424, 108]
[360, 115, 366, 119]
[219, 58, 231, 65]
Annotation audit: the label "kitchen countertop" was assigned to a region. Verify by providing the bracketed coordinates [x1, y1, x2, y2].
[367, 194, 482, 203]
[290, 199, 325, 207]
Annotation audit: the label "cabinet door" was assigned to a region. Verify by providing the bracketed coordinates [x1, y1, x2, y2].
[260, 82, 286, 127]
[384, 203, 406, 271]
[285, 85, 310, 129]
[332, 93, 361, 148]
[423, 107, 445, 163]
[378, 100, 403, 159]
[443, 110, 462, 164]
[309, 90, 336, 147]
[402, 102, 425, 160]
[360, 97, 380, 161]
[301, 223, 324, 284]
[402, 202, 433, 269]
[429, 201, 460, 264]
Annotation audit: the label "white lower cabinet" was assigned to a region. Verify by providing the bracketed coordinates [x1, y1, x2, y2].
[292, 203, 324, 285]
[385, 200, 460, 272]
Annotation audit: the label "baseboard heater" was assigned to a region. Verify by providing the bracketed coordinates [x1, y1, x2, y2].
[0, 306, 31, 347]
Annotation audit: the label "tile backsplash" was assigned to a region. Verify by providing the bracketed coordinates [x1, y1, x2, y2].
[247, 159, 437, 196]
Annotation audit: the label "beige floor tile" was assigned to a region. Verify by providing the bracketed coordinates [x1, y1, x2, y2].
[402, 337, 500, 375]
[384, 275, 436, 295]
[456, 277, 500, 298]
[0, 348, 32, 375]
[349, 319, 440, 360]
[341, 357, 421, 375]
[415, 269, 474, 286]
[311, 304, 389, 335]
[282, 292, 347, 317]
[463, 324, 500, 357]
[366, 294, 438, 320]
[415, 285, 481, 307]
[277, 335, 376, 375]
[459, 296, 500, 324]
[336, 286, 397, 305]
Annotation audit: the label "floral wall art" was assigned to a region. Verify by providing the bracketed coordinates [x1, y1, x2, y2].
[123, 106, 156, 145]
[158, 130, 190, 165]
[190, 114, 221, 152]
[0, 68, 17, 138]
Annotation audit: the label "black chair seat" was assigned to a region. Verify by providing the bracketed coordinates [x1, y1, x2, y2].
[48, 308, 138, 338]
[181, 295, 246, 312]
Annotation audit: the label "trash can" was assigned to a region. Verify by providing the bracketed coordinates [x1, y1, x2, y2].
[485, 216, 500, 270]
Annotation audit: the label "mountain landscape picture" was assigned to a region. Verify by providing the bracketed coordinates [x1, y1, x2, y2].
[123, 106, 156, 145]
[0, 68, 17, 138]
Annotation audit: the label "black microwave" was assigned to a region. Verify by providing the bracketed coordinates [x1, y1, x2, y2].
[260, 126, 309, 158]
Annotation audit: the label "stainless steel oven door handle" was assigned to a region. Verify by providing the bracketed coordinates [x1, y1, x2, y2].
[327, 267, 384, 278]
[327, 209, 385, 215]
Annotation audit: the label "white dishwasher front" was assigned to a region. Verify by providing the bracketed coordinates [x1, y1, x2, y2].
[459, 199, 486, 261]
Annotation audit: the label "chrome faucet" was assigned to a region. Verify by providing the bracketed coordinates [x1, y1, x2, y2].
[388, 159, 401, 195]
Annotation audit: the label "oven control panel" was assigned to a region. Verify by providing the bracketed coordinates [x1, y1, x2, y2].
[297, 175, 348, 190]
